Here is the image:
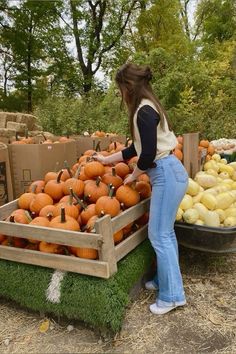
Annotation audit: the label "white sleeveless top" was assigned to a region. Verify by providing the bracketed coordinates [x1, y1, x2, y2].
[133, 98, 178, 160]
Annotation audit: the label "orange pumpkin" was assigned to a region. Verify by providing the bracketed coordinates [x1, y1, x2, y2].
[9, 209, 32, 224]
[199, 140, 209, 148]
[28, 180, 45, 194]
[50, 207, 80, 231]
[84, 161, 105, 179]
[18, 191, 36, 210]
[207, 144, 215, 155]
[113, 230, 124, 244]
[39, 241, 64, 254]
[101, 167, 123, 190]
[114, 162, 130, 179]
[135, 181, 151, 199]
[173, 148, 183, 161]
[116, 185, 140, 207]
[62, 167, 84, 197]
[29, 193, 53, 214]
[44, 170, 65, 201]
[84, 177, 108, 203]
[95, 187, 121, 217]
[128, 156, 139, 171]
[70, 246, 98, 259]
[39, 204, 57, 218]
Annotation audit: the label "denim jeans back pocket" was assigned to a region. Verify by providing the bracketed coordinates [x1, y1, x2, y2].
[171, 163, 188, 183]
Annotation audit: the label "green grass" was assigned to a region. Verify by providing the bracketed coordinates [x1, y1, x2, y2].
[0, 240, 154, 333]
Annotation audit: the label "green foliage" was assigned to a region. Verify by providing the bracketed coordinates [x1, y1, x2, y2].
[0, 240, 154, 333]
[34, 88, 128, 136]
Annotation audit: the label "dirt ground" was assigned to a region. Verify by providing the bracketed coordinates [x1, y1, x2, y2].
[0, 247, 235, 354]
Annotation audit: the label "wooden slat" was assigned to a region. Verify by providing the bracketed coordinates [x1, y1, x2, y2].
[111, 198, 150, 233]
[0, 200, 18, 221]
[0, 245, 109, 278]
[183, 133, 200, 178]
[0, 222, 103, 249]
[115, 225, 148, 262]
[95, 215, 117, 276]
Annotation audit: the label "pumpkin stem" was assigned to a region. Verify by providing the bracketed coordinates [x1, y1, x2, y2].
[42, 133, 47, 141]
[111, 167, 116, 177]
[120, 202, 125, 211]
[74, 166, 81, 179]
[61, 207, 66, 223]
[69, 188, 74, 205]
[30, 211, 36, 219]
[25, 127, 29, 139]
[9, 215, 15, 223]
[57, 170, 63, 183]
[15, 132, 19, 141]
[125, 137, 130, 147]
[47, 213, 53, 222]
[72, 191, 87, 210]
[108, 184, 115, 198]
[96, 176, 102, 187]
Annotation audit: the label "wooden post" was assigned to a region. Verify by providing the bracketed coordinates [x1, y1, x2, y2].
[95, 215, 118, 277]
[183, 132, 200, 178]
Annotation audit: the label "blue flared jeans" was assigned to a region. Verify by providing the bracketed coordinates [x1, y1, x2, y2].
[147, 155, 189, 303]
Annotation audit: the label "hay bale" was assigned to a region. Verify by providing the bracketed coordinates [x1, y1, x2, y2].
[0, 113, 7, 128]
[0, 128, 16, 138]
[6, 122, 27, 134]
[16, 114, 37, 131]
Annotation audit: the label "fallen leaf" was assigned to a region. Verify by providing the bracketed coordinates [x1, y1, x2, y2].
[39, 319, 50, 333]
[208, 313, 223, 325]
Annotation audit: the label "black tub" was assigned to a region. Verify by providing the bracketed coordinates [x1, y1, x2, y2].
[175, 222, 236, 253]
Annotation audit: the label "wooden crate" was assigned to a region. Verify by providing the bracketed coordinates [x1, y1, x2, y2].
[0, 198, 150, 279]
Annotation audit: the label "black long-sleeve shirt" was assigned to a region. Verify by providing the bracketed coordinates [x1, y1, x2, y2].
[122, 105, 160, 170]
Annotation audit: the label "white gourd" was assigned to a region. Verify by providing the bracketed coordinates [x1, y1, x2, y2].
[183, 209, 199, 224]
[216, 192, 234, 210]
[195, 219, 204, 225]
[201, 193, 217, 210]
[215, 209, 226, 222]
[195, 173, 217, 189]
[224, 216, 236, 227]
[193, 192, 204, 204]
[204, 211, 220, 227]
[179, 194, 193, 211]
[186, 178, 200, 196]
[193, 203, 208, 221]
[176, 208, 184, 221]
[224, 208, 236, 218]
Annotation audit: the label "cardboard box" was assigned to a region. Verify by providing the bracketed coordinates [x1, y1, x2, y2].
[8, 141, 77, 198]
[0, 143, 13, 205]
[73, 135, 127, 158]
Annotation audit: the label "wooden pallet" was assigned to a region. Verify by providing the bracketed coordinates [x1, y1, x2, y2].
[0, 198, 150, 279]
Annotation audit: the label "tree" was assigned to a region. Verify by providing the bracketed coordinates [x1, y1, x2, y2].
[0, 0, 66, 112]
[195, 0, 236, 42]
[64, 0, 139, 93]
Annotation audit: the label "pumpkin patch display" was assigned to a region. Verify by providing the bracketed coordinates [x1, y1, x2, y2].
[0, 145, 152, 258]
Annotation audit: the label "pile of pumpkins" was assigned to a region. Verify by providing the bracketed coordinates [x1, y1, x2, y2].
[176, 154, 236, 227]
[0, 140, 151, 259]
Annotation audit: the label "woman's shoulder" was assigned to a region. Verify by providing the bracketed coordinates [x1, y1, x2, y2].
[138, 98, 157, 111]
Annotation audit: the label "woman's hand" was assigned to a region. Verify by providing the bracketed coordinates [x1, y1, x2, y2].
[92, 153, 108, 165]
[123, 174, 136, 185]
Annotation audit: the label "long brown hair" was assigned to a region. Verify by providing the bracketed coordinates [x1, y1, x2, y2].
[115, 63, 172, 138]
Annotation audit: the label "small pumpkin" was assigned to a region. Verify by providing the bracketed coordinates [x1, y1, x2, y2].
[84, 160, 105, 179]
[62, 167, 84, 197]
[84, 177, 108, 203]
[28, 180, 45, 194]
[116, 185, 140, 208]
[135, 181, 151, 199]
[95, 185, 120, 217]
[29, 192, 53, 214]
[114, 162, 130, 179]
[50, 207, 80, 231]
[102, 167, 123, 190]
[44, 170, 65, 201]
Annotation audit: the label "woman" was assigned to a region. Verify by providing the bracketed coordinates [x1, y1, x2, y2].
[94, 63, 189, 315]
